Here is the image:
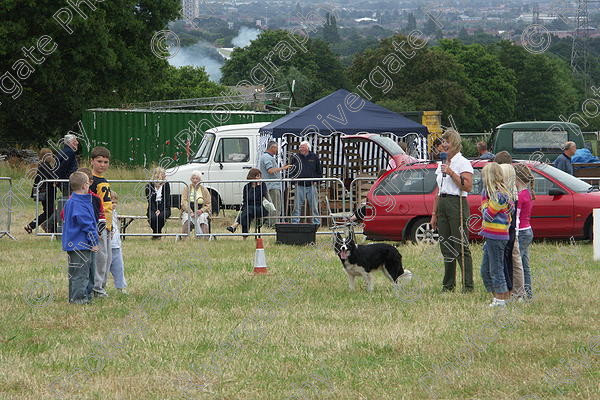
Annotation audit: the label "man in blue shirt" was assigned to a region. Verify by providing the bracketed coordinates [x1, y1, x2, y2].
[553, 141, 576, 175]
[476, 141, 495, 160]
[259, 141, 290, 225]
[291, 141, 322, 225]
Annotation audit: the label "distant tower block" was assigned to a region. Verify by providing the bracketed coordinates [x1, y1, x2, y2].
[533, 2, 540, 25]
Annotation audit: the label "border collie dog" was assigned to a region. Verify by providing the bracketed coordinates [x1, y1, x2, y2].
[334, 232, 412, 291]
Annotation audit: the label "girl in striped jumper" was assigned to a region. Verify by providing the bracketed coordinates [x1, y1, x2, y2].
[480, 163, 514, 307]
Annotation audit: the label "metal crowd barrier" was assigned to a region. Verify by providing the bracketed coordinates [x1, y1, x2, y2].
[33, 178, 348, 240]
[34, 179, 190, 239]
[578, 177, 600, 184]
[348, 176, 378, 213]
[197, 177, 347, 238]
[0, 177, 15, 240]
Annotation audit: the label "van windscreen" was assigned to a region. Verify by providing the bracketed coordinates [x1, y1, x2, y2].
[193, 133, 215, 163]
[512, 130, 568, 153]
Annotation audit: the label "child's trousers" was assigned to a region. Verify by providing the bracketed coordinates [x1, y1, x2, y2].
[93, 230, 112, 293]
[110, 247, 127, 289]
[68, 250, 93, 303]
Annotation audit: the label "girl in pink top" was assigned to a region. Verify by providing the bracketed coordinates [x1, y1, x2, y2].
[514, 164, 535, 299]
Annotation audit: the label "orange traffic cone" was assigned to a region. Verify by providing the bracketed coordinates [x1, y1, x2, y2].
[253, 238, 269, 274]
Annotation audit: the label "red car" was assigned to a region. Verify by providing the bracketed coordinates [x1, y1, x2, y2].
[342, 134, 599, 243]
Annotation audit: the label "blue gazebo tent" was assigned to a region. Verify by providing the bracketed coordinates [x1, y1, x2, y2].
[259, 88, 429, 138]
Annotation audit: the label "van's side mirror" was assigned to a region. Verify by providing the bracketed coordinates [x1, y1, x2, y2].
[549, 188, 567, 196]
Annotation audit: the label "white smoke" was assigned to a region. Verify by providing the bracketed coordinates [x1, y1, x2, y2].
[167, 27, 261, 82]
[168, 41, 223, 82]
[231, 27, 260, 48]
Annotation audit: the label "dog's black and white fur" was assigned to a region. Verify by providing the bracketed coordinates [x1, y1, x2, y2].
[334, 232, 412, 291]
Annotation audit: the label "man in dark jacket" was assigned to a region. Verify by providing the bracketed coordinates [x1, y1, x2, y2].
[55, 134, 79, 194]
[291, 141, 322, 224]
[552, 141, 576, 175]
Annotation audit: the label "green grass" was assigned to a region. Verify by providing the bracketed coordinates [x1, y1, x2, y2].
[1, 166, 599, 399]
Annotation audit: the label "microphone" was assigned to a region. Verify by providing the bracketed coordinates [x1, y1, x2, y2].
[439, 152, 448, 177]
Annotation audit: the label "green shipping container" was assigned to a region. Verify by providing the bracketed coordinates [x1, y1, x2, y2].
[81, 108, 285, 166]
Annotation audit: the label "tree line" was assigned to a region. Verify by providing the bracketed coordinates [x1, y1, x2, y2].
[0, 0, 597, 145]
[223, 31, 590, 133]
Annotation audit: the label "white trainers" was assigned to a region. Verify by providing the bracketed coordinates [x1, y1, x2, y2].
[116, 288, 128, 295]
[489, 298, 506, 307]
[93, 288, 108, 298]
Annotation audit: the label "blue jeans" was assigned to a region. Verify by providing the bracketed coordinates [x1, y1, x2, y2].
[86, 252, 96, 297]
[292, 184, 320, 224]
[480, 239, 509, 294]
[518, 228, 533, 297]
[110, 247, 127, 289]
[67, 250, 93, 304]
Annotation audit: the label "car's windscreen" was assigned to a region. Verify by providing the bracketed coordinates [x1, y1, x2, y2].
[535, 163, 592, 193]
[374, 168, 437, 195]
[192, 133, 215, 163]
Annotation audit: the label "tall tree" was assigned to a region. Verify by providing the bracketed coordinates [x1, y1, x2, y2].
[438, 40, 517, 131]
[424, 16, 439, 36]
[0, 0, 181, 144]
[406, 13, 417, 32]
[323, 13, 340, 43]
[348, 34, 478, 128]
[152, 66, 225, 100]
[220, 30, 347, 106]
[492, 41, 583, 122]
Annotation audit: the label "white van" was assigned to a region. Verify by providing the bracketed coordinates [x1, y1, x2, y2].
[166, 122, 268, 212]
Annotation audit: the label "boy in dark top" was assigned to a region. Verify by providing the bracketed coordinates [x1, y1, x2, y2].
[89, 146, 113, 297]
[78, 168, 105, 222]
[62, 171, 99, 304]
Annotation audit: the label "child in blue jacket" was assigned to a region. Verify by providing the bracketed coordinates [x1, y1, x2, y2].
[62, 172, 99, 304]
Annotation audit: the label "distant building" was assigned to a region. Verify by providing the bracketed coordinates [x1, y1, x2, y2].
[517, 13, 565, 23]
[216, 48, 234, 60]
[354, 17, 378, 23]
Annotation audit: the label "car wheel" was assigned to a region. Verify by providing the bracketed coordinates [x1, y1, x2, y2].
[409, 217, 439, 244]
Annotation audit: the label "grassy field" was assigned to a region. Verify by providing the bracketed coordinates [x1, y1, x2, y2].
[0, 166, 599, 399]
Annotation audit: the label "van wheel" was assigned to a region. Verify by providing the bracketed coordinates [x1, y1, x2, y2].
[409, 217, 439, 244]
[210, 191, 221, 215]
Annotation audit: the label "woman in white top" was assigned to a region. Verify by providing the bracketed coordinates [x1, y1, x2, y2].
[430, 129, 474, 292]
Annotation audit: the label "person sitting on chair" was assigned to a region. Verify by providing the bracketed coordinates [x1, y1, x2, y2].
[146, 167, 171, 239]
[181, 171, 211, 237]
[227, 168, 270, 239]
